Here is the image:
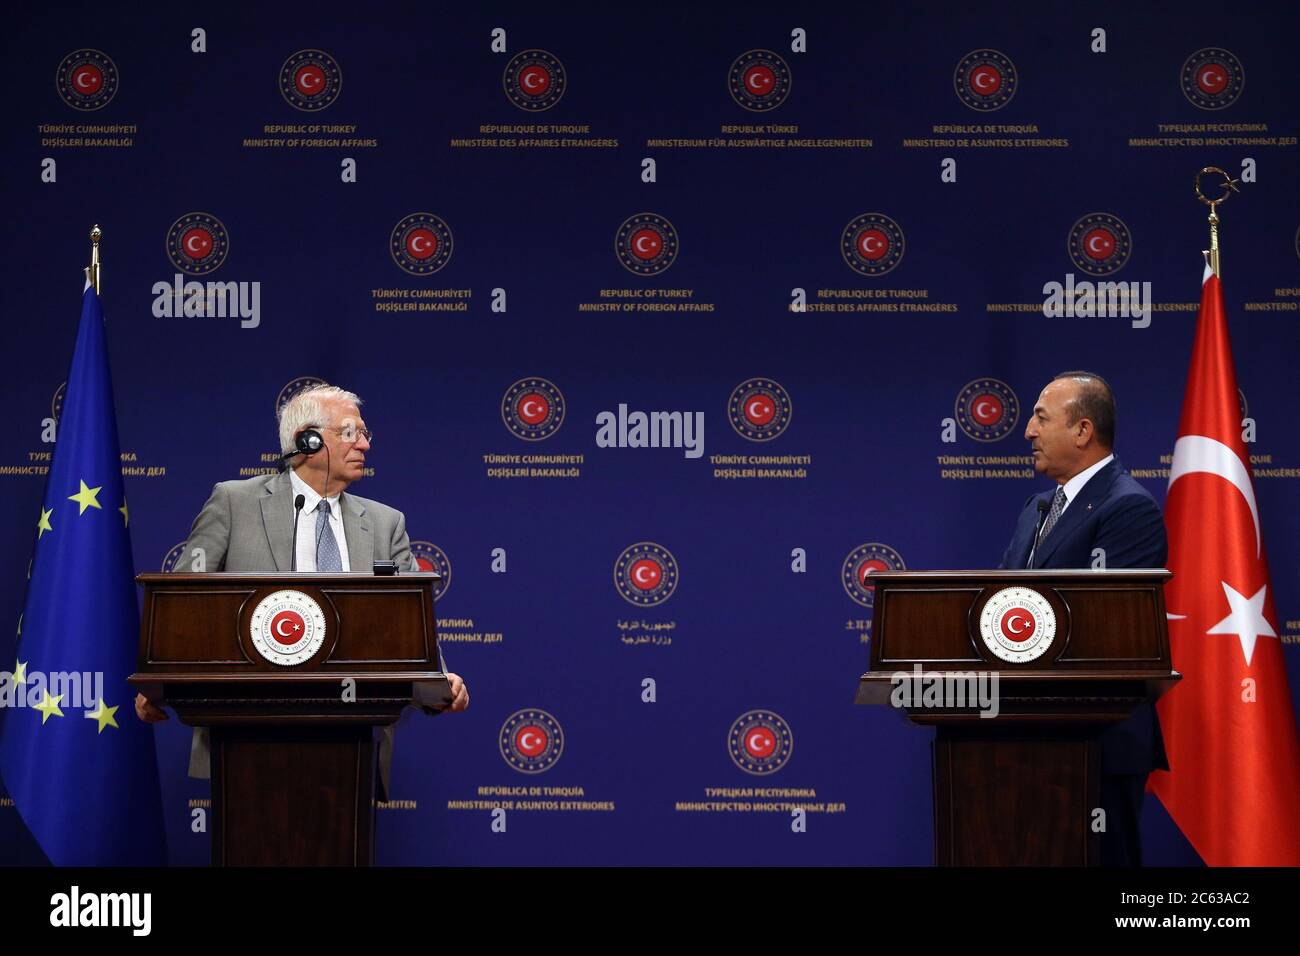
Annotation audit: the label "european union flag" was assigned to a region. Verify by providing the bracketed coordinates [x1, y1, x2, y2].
[0, 279, 166, 865]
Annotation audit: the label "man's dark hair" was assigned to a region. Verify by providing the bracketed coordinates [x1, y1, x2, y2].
[1052, 370, 1115, 449]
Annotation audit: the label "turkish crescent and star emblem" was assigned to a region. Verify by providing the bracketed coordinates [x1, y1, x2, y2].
[727, 50, 792, 112]
[728, 378, 793, 442]
[499, 709, 564, 773]
[954, 49, 1017, 112]
[955, 378, 1020, 442]
[728, 710, 793, 775]
[841, 213, 905, 277]
[390, 213, 454, 275]
[165, 212, 230, 276]
[56, 49, 119, 111]
[501, 377, 566, 441]
[616, 213, 679, 276]
[503, 50, 567, 111]
[1180, 48, 1244, 110]
[1068, 212, 1133, 277]
[978, 586, 1056, 663]
[279, 49, 342, 111]
[249, 590, 327, 666]
[614, 542, 679, 607]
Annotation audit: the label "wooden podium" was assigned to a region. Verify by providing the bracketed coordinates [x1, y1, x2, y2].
[856, 570, 1178, 866]
[130, 572, 445, 867]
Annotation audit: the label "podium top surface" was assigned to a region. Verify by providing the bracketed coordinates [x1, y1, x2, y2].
[862, 569, 1171, 583]
[136, 571, 443, 584]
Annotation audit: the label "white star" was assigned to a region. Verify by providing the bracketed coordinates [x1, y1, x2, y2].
[1206, 581, 1276, 667]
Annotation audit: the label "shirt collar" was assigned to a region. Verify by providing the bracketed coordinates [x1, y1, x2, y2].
[288, 467, 341, 514]
[1060, 453, 1114, 505]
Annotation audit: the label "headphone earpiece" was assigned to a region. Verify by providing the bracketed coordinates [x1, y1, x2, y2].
[296, 429, 324, 455]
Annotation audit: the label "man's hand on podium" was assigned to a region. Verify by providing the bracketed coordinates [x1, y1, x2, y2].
[135, 692, 168, 723]
[446, 672, 469, 713]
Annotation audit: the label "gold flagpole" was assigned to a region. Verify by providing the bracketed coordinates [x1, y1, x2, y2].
[88, 224, 102, 293]
[1194, 167, 1240, 278]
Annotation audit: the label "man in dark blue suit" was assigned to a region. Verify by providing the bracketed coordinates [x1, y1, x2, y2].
[999, 371, 1167, 866]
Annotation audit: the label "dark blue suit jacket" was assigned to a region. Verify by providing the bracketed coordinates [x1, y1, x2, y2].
[999, 456, 1169, 774]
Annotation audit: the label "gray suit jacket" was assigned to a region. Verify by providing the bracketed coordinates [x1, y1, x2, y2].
[174, 470, 447, 799]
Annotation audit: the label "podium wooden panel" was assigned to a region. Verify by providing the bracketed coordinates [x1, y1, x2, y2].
[130, 572, 444, 867]
[855, 570, 1178, 866]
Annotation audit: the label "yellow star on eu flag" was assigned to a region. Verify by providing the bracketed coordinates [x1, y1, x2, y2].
[84, 699, 120, 733]
[119, 499, 129, 526]
[37, 507, 53, 538]
[32, 691, 65, 724]
[12, 660, 26, 684]
[69, 479, 103, 515]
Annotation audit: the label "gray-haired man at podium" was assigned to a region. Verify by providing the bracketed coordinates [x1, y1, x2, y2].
[134, 384, 467, 796]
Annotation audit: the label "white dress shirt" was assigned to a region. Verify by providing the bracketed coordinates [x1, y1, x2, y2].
[1057, 453, 1114, 516]
[289, 467, 351, 572]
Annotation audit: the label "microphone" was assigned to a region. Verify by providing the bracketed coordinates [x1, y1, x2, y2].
[291, 494, 305, 571]
[1025, 497, 1051, 569]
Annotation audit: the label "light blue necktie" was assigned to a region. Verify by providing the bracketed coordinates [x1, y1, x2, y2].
[315, 500, 342, 572]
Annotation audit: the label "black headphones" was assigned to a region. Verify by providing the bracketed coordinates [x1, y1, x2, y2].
[295, 428, 324, 455]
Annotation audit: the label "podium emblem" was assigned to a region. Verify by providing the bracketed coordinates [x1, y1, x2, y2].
[249, 589, 327, 666]
[979, 586, 1056, 663]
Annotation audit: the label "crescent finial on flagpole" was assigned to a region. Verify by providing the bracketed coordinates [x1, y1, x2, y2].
[88, 224, 102, 294]
[1195, 167, 1240, 278]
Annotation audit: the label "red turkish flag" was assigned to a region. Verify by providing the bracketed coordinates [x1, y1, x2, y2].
[1150, 261, 1300, 865]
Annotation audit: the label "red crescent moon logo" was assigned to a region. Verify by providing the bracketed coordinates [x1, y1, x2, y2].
[74, 65, 103, 92]
[971, 66, 1001, 94]
[517, 393, 549, 425]
[406, 228, 438, 259]
[520, 66, 551, 95]
[1197, 64, 1227, 93]
[745, 65, 775, 92]
[515, 725, 548, 756]
[1083, 227, 1115, 259]
[631, 229, 662, 259]
[182, 228, 214, 258]
[857, 229, 889, 260]
[269, 610, 306, 646]
[999, 607, 1036, 642]
[745, 397, 775, 426]
[858, 558, 888, 587]
[630, 559, 662, 590]
[295, 64, 326, 95]
[972, 394, 1004, 426]
[745, 729, 776, 758]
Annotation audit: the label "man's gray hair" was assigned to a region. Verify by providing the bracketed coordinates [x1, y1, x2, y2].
[278, 384, 363, 455]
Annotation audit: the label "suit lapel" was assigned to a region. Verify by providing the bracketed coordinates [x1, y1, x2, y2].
[342, 493, 373, 572]
[260, 472, 295, 572]
[1033, 457, 1121, 568]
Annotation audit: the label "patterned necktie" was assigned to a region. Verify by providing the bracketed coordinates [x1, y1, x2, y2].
[315, 500, 342, 572]
[1038, 486, 1068, 541]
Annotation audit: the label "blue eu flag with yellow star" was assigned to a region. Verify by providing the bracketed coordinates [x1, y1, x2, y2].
[0, 279, 166, 865]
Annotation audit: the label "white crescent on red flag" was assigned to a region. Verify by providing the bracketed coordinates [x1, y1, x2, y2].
[1150, 261, 1300, 865]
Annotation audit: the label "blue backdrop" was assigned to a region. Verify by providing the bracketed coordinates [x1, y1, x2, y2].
[3, 0, 1298, 866]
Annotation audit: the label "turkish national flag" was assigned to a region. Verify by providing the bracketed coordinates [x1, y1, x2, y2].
[1150, 261, 1300, 865]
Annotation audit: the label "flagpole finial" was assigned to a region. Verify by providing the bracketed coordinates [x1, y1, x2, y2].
[1195, 167, 1240, 279]
[88, 224, 102, 294]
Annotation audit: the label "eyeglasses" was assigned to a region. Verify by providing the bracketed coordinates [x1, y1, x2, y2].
[322, 424, 374, 444]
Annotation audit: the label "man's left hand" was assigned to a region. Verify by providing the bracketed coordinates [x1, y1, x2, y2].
[446, 671, 469, 712]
